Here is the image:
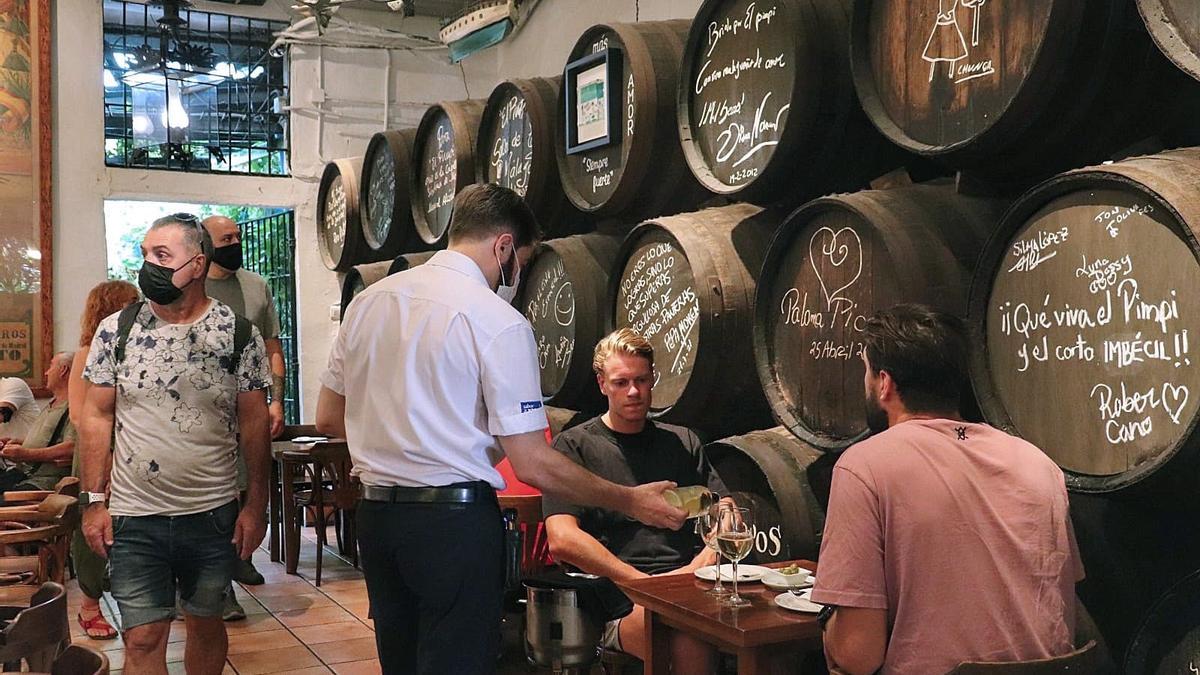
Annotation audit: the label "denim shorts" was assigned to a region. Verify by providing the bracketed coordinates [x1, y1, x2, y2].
[109, 500, 239, 630]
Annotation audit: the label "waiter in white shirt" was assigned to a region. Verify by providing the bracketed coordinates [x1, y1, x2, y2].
[316, 183, 686, 674]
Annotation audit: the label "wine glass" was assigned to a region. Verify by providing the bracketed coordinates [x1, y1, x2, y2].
[716, 505, 754, 608]
[696, 505, 730, 597]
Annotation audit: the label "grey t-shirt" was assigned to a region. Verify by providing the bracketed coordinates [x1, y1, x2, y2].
[83, 300, 270, 516]
[206, 269, 281, 341]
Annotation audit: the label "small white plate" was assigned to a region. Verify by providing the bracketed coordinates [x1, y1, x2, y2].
[761, 568, 815, 591]
[774, 589, 824, 614]
[694, 564, 771, 582]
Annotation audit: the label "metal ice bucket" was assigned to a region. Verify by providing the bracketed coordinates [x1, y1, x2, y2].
[523, 581, 603, 671]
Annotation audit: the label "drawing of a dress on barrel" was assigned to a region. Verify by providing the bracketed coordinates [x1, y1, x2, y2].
[923, 0, 969, 81]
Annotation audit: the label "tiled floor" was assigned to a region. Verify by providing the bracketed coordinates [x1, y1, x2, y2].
[65, 526, 584, 675]
[68, 528, 381, 675]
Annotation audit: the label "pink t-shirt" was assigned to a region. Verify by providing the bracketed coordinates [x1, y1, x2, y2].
[810, 419, 1084, 675]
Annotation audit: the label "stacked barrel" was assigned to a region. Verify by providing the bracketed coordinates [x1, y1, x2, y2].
[316, 0, 1200, 666]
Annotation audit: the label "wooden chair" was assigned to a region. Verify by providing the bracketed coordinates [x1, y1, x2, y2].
[290, 441, 356, 586]
[0, 581, 69, 671]
[0, 495, 79, 596]
[47, 644, 108, 675]
[498, 494, 548, 578]
[948, 641, 1100, 674]
[0, 478, 80, 511]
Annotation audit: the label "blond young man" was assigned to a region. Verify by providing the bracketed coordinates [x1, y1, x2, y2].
[543, 328, 724, 672]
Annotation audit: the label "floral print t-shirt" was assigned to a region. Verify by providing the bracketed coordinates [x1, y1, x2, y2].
[84, 300, 270, 516]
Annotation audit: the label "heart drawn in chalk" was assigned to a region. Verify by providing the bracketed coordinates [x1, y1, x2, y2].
[1162, 383, 1190, 425]
[808, 226, 864, 308]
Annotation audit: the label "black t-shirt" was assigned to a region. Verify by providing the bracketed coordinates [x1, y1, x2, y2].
[542, 416, 728, 575]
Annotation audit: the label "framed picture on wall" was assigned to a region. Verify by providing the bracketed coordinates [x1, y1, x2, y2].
[0, 0, 52, 396]
[564, 48, 621, 155]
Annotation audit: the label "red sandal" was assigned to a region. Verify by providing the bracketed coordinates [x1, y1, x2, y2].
[77, 610, 118, 640]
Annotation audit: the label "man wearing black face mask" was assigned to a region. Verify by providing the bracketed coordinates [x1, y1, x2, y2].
[315, 183, 686, 674]
[202, 215, 286, 612]
[77, 214, 272, 675]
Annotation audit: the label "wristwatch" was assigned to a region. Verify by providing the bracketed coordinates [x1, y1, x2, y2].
[817, 603, 837, 630]
[80, 492, 108, 507]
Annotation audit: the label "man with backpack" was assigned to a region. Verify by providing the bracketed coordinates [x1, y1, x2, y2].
[77, 213, 272, 675]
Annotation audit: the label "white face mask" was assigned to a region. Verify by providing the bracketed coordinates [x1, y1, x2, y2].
[495, 248, 521, 304]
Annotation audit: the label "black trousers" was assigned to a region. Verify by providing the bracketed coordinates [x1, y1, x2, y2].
[357, 492, 504, 675]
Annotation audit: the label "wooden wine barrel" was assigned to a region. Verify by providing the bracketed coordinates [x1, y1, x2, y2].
[1125, 570, 1200, 674]
[318, 157, 369, 272]
[477, 77, 583, 237]
[1137, 0, 1200, 82]
[411, 99, 485, 247]
[518, 233, 623, 412]
[339, 251, 436, 320]
[546, 406, 588, 439]
[1070, 493, 1200, 668]
[610, 204, 779, 438]
[556, 21, 708, 221]
[360, 128, 420, 258]
[755, 183, 1000, 451]
[677, 0, 906, 204]
[850, 0, 1175, 182]
[705, 427, 835, 562]
[968, 149, 1200, 497]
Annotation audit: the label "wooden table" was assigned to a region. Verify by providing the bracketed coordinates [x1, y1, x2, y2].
[268, 441, 321, 573]
[618, 559, 823, 675]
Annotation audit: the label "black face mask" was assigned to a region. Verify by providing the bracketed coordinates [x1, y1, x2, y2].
[138, 255, 199, 306]
[211, 242, 242, 271]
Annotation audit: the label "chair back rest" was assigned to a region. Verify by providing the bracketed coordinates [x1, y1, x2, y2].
[0, 582, 68, 670]
[51, 644, 108, 675]
[50, 478, 79, 498]
[948, 641, 1100, 674]
[498, 494, 546, 575]
[308, 442, 357, 510]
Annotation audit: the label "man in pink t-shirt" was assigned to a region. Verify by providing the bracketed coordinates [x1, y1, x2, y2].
[810, 304, 1084, 675]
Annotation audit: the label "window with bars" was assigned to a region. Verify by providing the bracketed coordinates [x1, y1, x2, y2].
[241, 210, 301, 424]
[103, 1, 290, 176]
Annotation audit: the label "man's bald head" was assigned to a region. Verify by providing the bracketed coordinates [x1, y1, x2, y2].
[203, 215, 240, 248]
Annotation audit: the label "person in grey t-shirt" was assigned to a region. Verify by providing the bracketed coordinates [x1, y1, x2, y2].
[203, 215, 287, 613]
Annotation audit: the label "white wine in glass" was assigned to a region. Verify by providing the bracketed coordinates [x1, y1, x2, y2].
[697, 507, 730, 597]
[717, 505, 754, 608]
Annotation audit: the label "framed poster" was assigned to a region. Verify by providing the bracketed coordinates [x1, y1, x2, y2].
[0, 0, 52, 396]
[564, 48, 621, 155]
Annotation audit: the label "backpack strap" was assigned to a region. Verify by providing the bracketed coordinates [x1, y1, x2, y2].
[229, 314, 252, 376]
[113, 301, 145, 365]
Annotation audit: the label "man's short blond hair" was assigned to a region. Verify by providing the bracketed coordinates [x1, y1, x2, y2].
[593, 328, 654, 376]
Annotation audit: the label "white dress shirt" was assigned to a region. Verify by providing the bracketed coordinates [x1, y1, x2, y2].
[322, 250, 549, 489]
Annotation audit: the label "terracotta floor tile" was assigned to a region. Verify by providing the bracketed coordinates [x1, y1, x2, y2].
[258, 593, 334, 613]
[311, 637, 378, 665]
[341, 601, 370, 621]
[311, 579, 363, 593]
[321, 589, 369, 606]
[246, 578, 316, 598]
[227, 628, 303, 655]
[226, 614, 286, 635]
[276, 605, 355, 628]
[329, 659, 381, 675]
[290, 620, 374, 645]
[272, 668, 332, 675]
[228, 645, 321, 675]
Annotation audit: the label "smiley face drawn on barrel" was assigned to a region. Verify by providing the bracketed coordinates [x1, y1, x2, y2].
[553, 281, 575, 327]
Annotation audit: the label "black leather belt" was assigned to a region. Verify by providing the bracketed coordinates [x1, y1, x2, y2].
[359, 481, 492, 504]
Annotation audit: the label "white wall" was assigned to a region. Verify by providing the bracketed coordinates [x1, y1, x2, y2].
[52, 0, 702, 420]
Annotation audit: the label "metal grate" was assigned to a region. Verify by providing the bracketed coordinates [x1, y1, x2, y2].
[102, 0, 290, 176]
[241, 210, 300, 423]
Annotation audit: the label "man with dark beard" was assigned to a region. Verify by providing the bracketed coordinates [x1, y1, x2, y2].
[810, 304, 1083, 675]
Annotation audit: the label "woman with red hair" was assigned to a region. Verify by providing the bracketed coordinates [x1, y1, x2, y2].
[67, 280, 139, 639]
